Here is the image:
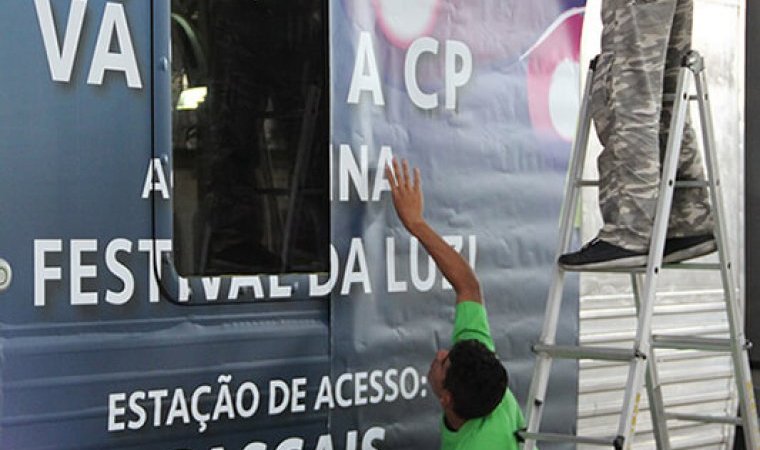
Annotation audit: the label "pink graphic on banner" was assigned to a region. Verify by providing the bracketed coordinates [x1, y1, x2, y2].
[525, 9, 584, 142]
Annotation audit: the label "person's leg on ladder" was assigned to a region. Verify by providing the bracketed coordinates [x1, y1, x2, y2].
[560, 0, 678, 269]
[660, 0, 717, 263]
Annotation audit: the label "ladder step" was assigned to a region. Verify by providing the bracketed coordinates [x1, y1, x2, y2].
[575, 180, 708, 189]
[663, 93, 700, 102]
[662, 262, 722, 270]
[651, 335, 733, 352]
[665, 412, 742, 425]
[563, 266, 646, 273]
[652, 335, 750, 352]
[533, 344, 641, 361]
[674, 180, 709, 188]
[519, 431, 623, 447]
[562, 262, 720, 274]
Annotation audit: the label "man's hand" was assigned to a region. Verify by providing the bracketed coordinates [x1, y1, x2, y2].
[385, 158, 481, 303]
[386, 158, 425, 233]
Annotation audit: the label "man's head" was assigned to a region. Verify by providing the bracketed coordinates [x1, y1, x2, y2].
[428, 339, 508, 420]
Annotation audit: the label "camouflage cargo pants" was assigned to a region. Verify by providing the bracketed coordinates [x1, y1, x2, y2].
[592, 0, 713, 251]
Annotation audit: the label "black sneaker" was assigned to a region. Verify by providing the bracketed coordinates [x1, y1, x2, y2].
[558, 238, 648, 270]
[663, 234, 716, 264]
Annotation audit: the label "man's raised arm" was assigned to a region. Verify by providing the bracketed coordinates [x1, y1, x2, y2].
[386, 159, 482, 304]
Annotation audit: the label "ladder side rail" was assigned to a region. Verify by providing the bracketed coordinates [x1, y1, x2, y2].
[542, 62, 597, 345]
[631, 274, 671, 450]
[693, 62, 760, 447]
[522, 62, 597, 450]
[616, 68, 692, 448]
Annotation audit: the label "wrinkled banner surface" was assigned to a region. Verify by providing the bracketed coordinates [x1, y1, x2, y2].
[330, 1, 584, 448]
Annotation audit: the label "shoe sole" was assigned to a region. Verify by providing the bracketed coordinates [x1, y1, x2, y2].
[559, 254, 648, 271]
[663, 240, 717, 264]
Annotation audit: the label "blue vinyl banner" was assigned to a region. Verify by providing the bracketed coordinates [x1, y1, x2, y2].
[0, 0, 582, 448]
[330, 1, 583, 448]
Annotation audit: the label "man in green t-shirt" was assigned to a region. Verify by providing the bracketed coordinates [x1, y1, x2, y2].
[386, 159, 526, 450]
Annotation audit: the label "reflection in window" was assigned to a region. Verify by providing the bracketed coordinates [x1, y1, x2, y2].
[171, 0, 329, 276]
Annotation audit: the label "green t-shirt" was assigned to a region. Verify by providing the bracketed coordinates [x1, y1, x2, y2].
[440, 301, 525, 450]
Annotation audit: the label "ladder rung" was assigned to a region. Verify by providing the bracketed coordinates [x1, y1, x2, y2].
[663, 94, 700, 102]
[563, 262, 720, 273]
[652, 335, 746, 352]
[563, 266, 646, 273]
[533, 344, 641, 361]
[575, 180, 708, 189]
[519, 431, 622, 447]
[674, 180, 709, 188]
[662, 262, 722, 270]
[665, 412, 742, 425]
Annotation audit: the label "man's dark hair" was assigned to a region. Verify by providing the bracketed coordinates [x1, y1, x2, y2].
[444, 339, 508, 420]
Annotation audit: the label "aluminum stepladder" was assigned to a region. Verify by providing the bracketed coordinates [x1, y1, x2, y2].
[519, 50, 760, 450]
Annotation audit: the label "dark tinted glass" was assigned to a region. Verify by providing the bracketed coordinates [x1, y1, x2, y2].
[170, 0, 329, 276]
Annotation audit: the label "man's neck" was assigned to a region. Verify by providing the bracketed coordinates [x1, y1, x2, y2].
[443, 410, 466, 431]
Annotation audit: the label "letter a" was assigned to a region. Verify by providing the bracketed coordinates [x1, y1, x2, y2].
[347, 32, 384, 106]
[88, 2, 142, 89]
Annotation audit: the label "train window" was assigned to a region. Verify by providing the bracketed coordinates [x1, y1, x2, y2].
[170, 0, 329, 276]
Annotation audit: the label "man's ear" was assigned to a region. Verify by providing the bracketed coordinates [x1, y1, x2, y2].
[439, 389, 453, 409]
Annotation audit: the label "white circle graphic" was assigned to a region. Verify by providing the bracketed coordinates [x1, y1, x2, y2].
[549, 59, 581, 141]
[374, 0, 439, 45]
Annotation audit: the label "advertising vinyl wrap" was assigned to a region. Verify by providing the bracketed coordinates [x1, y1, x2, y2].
[0, 0, 582, 449]
[330, 1, 583, 449]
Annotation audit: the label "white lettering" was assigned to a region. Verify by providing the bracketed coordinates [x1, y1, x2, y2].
[313, 376, 335, 411]
[269, 276, 292, 299]
[34, 239, 62, 306]
[147, 389, 168, 427]
[165, 388, 190, 426]
[399, 367, 420, 400]
[108, 392, 126, 431]
[127, 391, 147, 430]
[291, 377, 307, 413]
[335, 373, 353, 408]
[346, 430, 358, 450]
[243, 442, 267, 450]
[386, 238, 407, 293]
[138, 239, 172, 303]
[235, 382, 260, 418]
[87, 2, 142, 88]
[384, 369, 399, 402]
[341, 238, 371, 295]
[141, 158, 170, 199]
[347, 32, 384, 105]
[243, 444, 267, 450]
[410, 237, 435, 292]
[228, 276, 263, 299]
[445, 40, 473, 110]
[405, 37, 439, 110]
[276, 438, 304, 450]
[354, 371, 368, 406]
[339, 144, 369, 202]
[105, 238, 134, 305]
[268, 380, 290, 415]
[309, 246, 339, 296]
[70, 239, 98, 305]
[178, 277, 191, 302]
[315, 434, 334, 450]
[362, 427, 386, 450]
[371, 146, 393, 201]
[368, 371, 384, 404]
[34, 0, 87, 83]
